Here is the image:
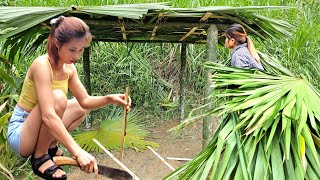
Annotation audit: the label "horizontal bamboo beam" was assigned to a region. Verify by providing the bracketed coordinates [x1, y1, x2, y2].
[84, 19, 230, 31]
[79, 18, 258, 43]
[93, 38, 207, 44]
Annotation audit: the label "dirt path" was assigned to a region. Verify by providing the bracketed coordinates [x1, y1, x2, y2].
[68, 120, 202, 180]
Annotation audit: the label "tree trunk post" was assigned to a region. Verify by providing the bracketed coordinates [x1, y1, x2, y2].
[83, 47, 92, 128]
[179, 42, 187, 122]
[203, 24, 218, 148]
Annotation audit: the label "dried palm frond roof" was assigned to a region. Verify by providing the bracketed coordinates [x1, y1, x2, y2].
[0, 3, 294, 44]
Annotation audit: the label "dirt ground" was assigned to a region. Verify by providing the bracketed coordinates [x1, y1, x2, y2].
[67, 119, 202, 180]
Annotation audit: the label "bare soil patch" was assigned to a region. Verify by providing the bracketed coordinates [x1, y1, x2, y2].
[68, 119, 202, 180]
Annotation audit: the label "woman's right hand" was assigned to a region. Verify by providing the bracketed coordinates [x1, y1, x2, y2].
[76, 151, 98, 176]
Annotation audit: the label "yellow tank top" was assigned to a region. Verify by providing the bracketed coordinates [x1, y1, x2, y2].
[18, 60, 69, 109]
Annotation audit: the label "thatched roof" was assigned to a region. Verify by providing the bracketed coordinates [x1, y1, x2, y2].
[0, 3, 293, 44]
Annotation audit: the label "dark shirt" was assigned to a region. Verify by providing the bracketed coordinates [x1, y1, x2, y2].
[231, 43, 264, 70]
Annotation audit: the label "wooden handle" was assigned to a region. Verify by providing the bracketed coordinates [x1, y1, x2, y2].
[53, 156, 80, 167]
[53, 155, 134, 179]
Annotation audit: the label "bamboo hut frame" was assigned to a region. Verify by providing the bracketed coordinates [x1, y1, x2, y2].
[77, 8, 225, 147]
[0, 3, 293, 148]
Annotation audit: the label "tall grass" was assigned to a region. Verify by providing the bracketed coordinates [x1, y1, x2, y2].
[76, 42, 207, 119]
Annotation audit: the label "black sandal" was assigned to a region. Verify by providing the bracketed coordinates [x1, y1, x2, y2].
[31, 154, 67, 180]
[48, 146, 64, 158]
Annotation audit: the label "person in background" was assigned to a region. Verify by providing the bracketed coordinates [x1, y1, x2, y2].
[225, 24, 264, 71]
[7, 16, 131, 179]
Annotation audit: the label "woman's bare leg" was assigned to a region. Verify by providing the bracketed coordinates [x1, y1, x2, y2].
[63, 97, 90, 132]
[20, 89, 67, 178]
[49, 97, 90, 150]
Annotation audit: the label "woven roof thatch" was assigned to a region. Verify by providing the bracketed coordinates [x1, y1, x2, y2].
[0, 3, 293, 45]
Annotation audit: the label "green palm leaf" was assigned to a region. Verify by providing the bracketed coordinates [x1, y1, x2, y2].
[166, 63, 320, 179]
[0, 7, 68, 41]
[73, 108, 158, 153]
[79, 3, 170, 19]
[0, 65, 16, 88]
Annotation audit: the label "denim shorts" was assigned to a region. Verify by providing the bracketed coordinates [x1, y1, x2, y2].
[7, 105, 29, 155]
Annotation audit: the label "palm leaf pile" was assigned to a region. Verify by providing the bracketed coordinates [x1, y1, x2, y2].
[166, 63, 320, 179]
[73, 108, 159, 153]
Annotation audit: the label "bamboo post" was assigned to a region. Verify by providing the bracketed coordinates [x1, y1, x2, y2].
[83, 47, 92, 128]
[83, 47, 91, 95]
[179, 42, 187, 122]
[203, 24, 218, 148]
[147, 146, 175, 171]
[93, 139, 140, 180]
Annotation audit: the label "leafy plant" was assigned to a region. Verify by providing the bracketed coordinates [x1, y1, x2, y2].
[166, 63, 320, 179]
[0, 51, 34, 180]
[0, 101, 14, 180]
[73, 107, 159, 152]
[0, 98, 27, 180]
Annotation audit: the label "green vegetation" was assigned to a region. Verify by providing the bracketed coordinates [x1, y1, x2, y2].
[0, 0, 319, 179]
[74, 107, 159, 152]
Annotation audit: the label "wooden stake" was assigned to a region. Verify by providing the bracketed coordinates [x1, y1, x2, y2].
[93, 139, 140, 180]
[119, 86, 129, 161]
[147, 146, 175, 171]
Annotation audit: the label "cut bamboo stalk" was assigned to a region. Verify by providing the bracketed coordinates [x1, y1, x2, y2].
[147, 146, 175, 171]
[93, 138, 140, 180]
[166, 157, 192, 161]
[119, 86, 129, 161]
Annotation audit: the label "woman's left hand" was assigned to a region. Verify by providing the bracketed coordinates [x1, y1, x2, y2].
[106, 94, 131, 111]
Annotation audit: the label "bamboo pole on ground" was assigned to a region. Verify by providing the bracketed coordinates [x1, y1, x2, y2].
[147, 146, 175, 171]
[166, 157, 192, 161]
[93, 139, 140, 180]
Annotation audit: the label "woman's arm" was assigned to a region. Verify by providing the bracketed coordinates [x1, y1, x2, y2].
[31, 58, 83, 157]
[68, 64, 130, 110]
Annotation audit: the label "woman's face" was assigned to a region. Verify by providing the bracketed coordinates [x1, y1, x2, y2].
[224, 36, 236, 49]
[57, 37, 87, 64]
